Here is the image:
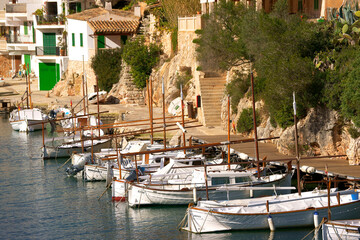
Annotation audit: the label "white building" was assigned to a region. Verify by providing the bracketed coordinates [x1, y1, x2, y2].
[33, 0, 97, 90]
[0, 0, 42, 78]
[66, 3, 140, 93]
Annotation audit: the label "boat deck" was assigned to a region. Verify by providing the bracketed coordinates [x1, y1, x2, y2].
[193, 135, 360, 179]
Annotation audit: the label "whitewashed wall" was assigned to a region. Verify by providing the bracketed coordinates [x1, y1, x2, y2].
[67, 18, 88, 61]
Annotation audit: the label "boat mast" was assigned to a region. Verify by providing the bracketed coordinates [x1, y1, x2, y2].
[293, 92, 301, 196]
[227, 95, 231, 170]
[162, 77, 166, 149]
[27, 64, 32, 109]
[181, 84, 186, 153]
[147, 79, 154, 144]
[250, 64, 260, 179]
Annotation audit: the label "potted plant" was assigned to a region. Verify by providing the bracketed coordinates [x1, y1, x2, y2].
[58, 30, 67, 56]
[58, 13, 66, 25]
[34, 8, 44, 24]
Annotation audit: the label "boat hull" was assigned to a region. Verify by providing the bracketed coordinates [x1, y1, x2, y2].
[184, 192, 360, 233]
[322, 219, 360, 240]
[42, 139, 111, 159]
[128, 172, 292, 207]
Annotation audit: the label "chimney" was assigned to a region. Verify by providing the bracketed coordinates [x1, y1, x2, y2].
[105, 0, 112, 11]
[134, 6, 141, 17]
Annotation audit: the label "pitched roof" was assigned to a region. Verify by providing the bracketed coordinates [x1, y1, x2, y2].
[88, 20, 140, 34]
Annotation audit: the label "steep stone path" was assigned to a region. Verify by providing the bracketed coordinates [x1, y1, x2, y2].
[199, 75, 226, 127]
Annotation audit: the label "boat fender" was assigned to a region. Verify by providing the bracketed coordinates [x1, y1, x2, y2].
[267, 215, 275, 231]
[300, 165, 316, 174]
[193, 188, 197, 203]
[313, 211, 319, 228]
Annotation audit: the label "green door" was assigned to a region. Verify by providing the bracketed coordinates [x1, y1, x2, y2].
[39, 62, 60, 90]
[43, 33, 56, 55]
[24, 21, 28, 35]
[24, 54, 31, 74]
[76, 2, 81, 12]
[97, 35, 105, 49]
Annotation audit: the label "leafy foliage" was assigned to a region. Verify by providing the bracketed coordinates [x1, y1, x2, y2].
[348, 127, 360, 139]
[340, 53, 360, 127]
[122, 37, 161, 89]
[237, 108, 261, 134]
[160, 0, 200, 29]
[195, 0, 333, 128]
[91, 48, 122, 92]
[225, 72, 250, 114]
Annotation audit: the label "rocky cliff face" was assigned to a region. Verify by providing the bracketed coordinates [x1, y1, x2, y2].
[107, 61, 145, 105]
[223, 67, 359, 165]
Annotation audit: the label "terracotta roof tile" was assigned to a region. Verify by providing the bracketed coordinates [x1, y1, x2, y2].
[88, 20, 140, 34]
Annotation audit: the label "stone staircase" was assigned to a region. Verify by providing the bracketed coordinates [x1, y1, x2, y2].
[199, 73, 227, 127]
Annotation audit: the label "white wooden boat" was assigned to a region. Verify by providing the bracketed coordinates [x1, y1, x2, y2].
[322, 219, 360, 240]
[126, 162, 293, 207]
[9, 108, 47, 131]
[41, 138, 111, 159]
[182, 189, 360, 233]
[88, 91, 107, 104]
[112, 155, 210, 201]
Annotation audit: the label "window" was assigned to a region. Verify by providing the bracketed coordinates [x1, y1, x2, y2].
[97, 35, 105, 49]
[314, 0, 319, 10]
[298, 0, 303, 11]
[80, 33, 83, 47]
[72, 33, 75, 47]
[211, 177, 230, 186]
[235, 177, 252, 183]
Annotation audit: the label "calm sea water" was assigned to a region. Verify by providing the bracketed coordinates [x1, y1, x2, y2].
[0, 115, 317, 239]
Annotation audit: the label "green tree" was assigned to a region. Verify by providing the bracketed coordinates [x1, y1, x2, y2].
[91, 48, 122, 92]
[122, 37, 161, 89]
[195, 0, 331, 128]
[340, 53, 360, 127]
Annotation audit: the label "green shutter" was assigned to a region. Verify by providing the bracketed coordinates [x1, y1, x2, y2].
[121, 35, 128, 45]
[32, 24, 35, 43]
[97, 35, 105, 49]
[298, 0, 303, 11]
[72, 33, 75, 46]
[76, 2, 81, 12]
[24, 22, 28, 35]
[314, 0, 319, 10]
[24, 54, 31, 74]
[39, 62, 60, 90]
[80, 33, 83, 47]
[43, 33, 56, 55]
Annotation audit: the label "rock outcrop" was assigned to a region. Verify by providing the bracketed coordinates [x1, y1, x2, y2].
[108, 61, 145, 105]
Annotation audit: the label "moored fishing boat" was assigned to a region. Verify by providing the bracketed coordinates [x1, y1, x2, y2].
[322, 219, 360, 240]
[9, 108, 48, 132]
[127, 166, 292, 207]
[181, 189, 360, 233]
[41, 137, 111, 159]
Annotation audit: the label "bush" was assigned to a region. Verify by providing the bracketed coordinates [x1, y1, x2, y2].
[237, 108, 261, 134]
[91, 48, 122, 92]
[340, 57, 360, 127]
[122, 37, 161, 89]
[226, 72, 250, 114]
[348, 127, 360, 139]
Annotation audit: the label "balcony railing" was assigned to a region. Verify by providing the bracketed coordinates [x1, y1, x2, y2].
[36, 46, 60, 56]
[6, 3, 26, 14]
[36, 15, 66, 26]
[6, 35, 33, 44]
